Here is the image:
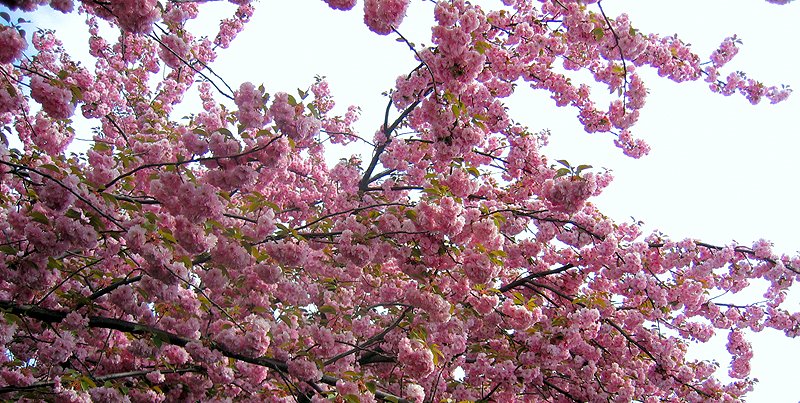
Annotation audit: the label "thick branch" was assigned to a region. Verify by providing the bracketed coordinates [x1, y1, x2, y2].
[359, 97, 426, 193]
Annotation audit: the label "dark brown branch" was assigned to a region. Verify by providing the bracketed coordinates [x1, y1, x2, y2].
[324, 306, 412, 366]
[359, 98, 425, 192]
[77, 274, 143, 308]
[499, 264, 575, 293]
[542, 378, 581, 402]
[649, 241, 799, 274]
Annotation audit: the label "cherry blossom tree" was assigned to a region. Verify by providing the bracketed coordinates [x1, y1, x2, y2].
[0, 0, 797, 401]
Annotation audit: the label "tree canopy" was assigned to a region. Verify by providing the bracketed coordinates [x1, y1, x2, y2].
[0, 0, 797, 401]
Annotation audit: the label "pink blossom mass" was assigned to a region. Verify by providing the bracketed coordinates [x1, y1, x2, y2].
[0, 0, 797, 402]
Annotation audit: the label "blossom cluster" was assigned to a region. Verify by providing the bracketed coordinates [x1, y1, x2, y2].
[363, 0, 410, 35]
[0, 0, 796, 402]
[0, 26, 26, 64]
[29, 75, 74, 120]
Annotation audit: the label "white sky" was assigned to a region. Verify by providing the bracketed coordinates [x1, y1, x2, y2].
[11, 0, 800, 401]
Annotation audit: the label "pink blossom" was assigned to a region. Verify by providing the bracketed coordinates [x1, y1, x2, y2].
[461, 249, 496, 284]
[234, 81, 266, 129]
[397, 337, 434, 377]
[30, 112, 75, 154]
[0, 27, 26, 64]
[288, 357, 322, 381]
[49, 0, 74, 13]
[161, 345, 191, 365]
[111, 0, 161, 34]
[0, 1, 797, 402]
[323, 0, 357, 11]
[89, 386, 129, 402]
[255, 263, 282, 283]
[37, 175, 77, 212]
[269, 92, 321, 143]
[542, 174, 598, 214]
[30, 76, 75, 120]
[363, 0, 410, 35]
[158, 34, 189, 69]
[404, 383, 425, 403]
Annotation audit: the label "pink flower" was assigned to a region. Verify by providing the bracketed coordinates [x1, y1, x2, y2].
[30, 76, 75, 120]
[89, 386, 127, 402]
[0, 27, 26, 64]
[158, 34, 189, 69]
[461, 249, 496, 284]
[112, 0, 161, 34]
[269, 92, 320, 143]
[161, 345, 191, 366]
[404, 383, 425, 403]
[542, 174, 598, 214]
[49, 0, 74, 13]
[37, 175, 77, 212]
[288, 357, 322, 381]
[30, 112, 75, 154]
[234, 81, 266, 129]
[323, 0, 357, 10]
[254, 263, 282, 284]
[397, 337, 434, 377]
[363, 0, 410, 35]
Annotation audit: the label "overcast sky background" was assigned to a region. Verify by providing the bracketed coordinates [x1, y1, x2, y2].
[12, 0, 800, 400]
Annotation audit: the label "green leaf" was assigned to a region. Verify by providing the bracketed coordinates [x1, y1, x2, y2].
[87, 213, 105, 231]
[100, 192, 118, 205]
[29, 210, 49, 224]
[0, 12, 10, 23]
[152, 333, 163, 348]
[79, 376, 96, 391]
[119, 201, 141, 212]
[158, 228, 177, 243]
[474, 40, 491, 54]
[554, 167, 571, 178]
[430, 343, 445, 366]
[591, 27, 605, 40]
[318, 305, 336, 314]
[40, 164, 61, 172]
[555, 159, 571, 168]
[93, 142, 112, 152]
[410, 327, 428, 341]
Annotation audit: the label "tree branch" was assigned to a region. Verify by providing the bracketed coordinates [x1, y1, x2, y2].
[499, 264, 575, 293]
[0, 366, 203, 395]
